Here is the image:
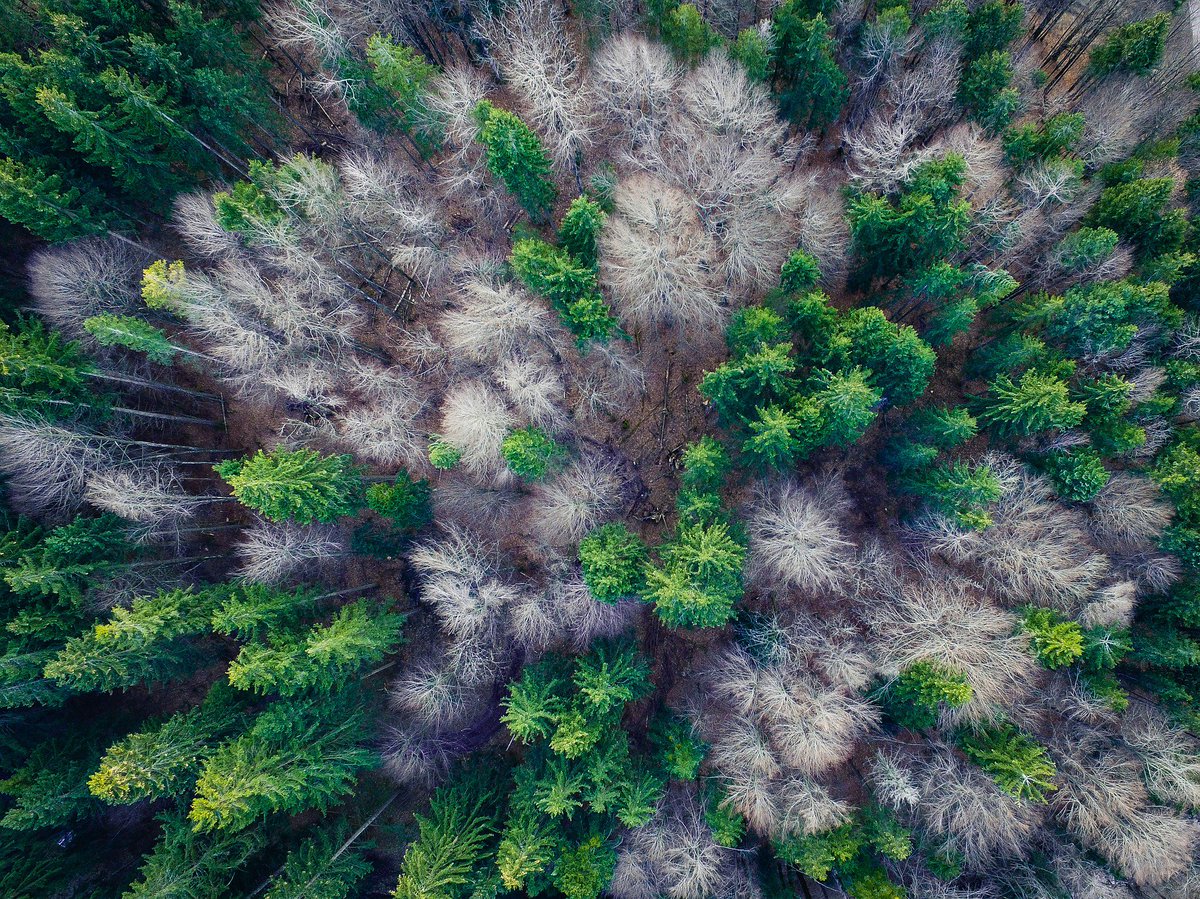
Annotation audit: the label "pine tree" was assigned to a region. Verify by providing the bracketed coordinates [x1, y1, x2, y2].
[122, 811, 268, 899]
[189, 691, 376, 833]
[0, 736, 103, 831]
[0, 317, 99, 417]
[772, 6, 848, 130]
[578, 523, 648, 603]
[899, 460, 1001, 531]
[730, 27, 772, 82]
[210, 583, 326, 641]
[45, 585, 225, 693]
[226, 600, 405, 696]
[824, 308, 936, 407]
[216, 448, 364, 524]
[1040, 447, 1109, 502]
[473, 100, 558, 221]
[1090, 13, 1171, 77]
[679, 436, 732, 493]
[661, 4, 722, 65]
[0, 157, 110, 241]
[811, 367, 880, 447]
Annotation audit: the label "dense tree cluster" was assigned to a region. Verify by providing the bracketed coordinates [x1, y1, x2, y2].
[4, 1, 1200, 898]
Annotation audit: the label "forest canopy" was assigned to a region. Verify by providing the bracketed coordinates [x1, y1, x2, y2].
[3, 1, 1200, 898]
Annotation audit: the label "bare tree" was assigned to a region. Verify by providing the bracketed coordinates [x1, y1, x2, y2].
[235, 521, 346, 583]
[590, 34, 680, 151]
[745, 478, 856, 596]
[437, 380, 517, 481]
[27, 238, 141, 336]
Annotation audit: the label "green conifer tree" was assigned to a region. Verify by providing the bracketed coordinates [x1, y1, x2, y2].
[215, 448, 364, 524]
[473, 100, 558, 220]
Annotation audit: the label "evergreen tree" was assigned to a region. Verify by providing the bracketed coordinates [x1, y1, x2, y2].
[578, 523, 648, 603]
[899, 460, 1001, 531]
[265, 825, 372, 899]
[366, 34, 440, 153]
[1090, 13, 1171, 77]
[771, 8, 848, 130]
[365, 471, 432, 531]
[810, 367, 880, 447]
[879, 661, 973, 730]
[226, 600, 405, 696]
[189, 690, 376, 833]
[509, 238, 619, 343]
[502, 427, 567, 481]
[679, 436, 731, 493]
[0, 736, 103, 831]
[89, 683, 242, 804]
[1085, 176, 1187, 258]
[974, 370, 1087, 437]
[644, 519, 746, 629]
[473, 101, 558, 221]
[1021, 607, 1084, 669]
[558, 196, 606, 269]
[0, 317, 99, 417]
[216, 448, 364, 524]
[1039, 447, 1110, 502]
[958, 723, 1057, 803]
[824, 308, 936, 407]
[730, 27, 772, 82]
[83, 314, 178, 364]
[122, 811, 268, 899]
[210, 583, 326, 641]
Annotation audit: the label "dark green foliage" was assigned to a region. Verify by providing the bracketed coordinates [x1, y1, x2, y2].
[473, 100, 557, 220]
[704, 785, 746, 847]
[848, 155, 971, 283]
[958, 51, 1019, 131]
[810, 366, 881, 446]
[1086, 177, 1187, 258]
[825, 307, 936, 406]
[958, 722, 1057, 802]
[779, 249, 822, 294]
[899, 460, 1001, 530]
[216, 448, 364, 524]
[776, 806, 911, 887]
[558, 196, 607, 269]
[0, 0, 272, 238]
[578, 523, 648, 603]
[509, 237, 619, 344]
[651, 714, 707, 780]
[502, 426, 567, 481]
[680, 436, 732, 493]
[365, 471, 432, 531]
[0, 736, 103, 830]
[1039, 447, 1110, 502]
[265, 824, 372, 899]
[122, 810, 269, 899]
[189, 690, 376, 833]
[1053, 227, 1119, 273]
[1003, 113, 1085, 170]
[962, 1, 1024, 59]
[771, 6, 848, 130]
[0, 318, 99, 417]
[1090, 13, 1171, 77]
[879, 660, 973, 730]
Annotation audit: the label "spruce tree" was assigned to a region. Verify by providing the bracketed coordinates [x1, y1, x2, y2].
[216, 448, 364, 524]
[975, 370, 1087, 437]
[473, 101, 558, 221]
[772, 6, 848, 130]
[578, 523, 649, 603]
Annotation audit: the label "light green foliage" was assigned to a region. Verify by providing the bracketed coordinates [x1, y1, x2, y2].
[899, 460, 1001, 531]
[83, 313, 177, 364]
[825, 307, 936, 407]
[215, 447, 363, 524]
[45, 585, 225, 692]
[366, 34, 440, 151]
[189, 690, 376, 832]
[1053, 227, 1119, 273]
[558, 196, 607, 268]
[1040, 447, 1110, 502]
[879, 660, 973, 730]
[428, 437, 462, 470]
[704, 785, 746, 847]
[661, 4, 722, 65]
[122, 812, 268, 899]
[727, 306, 788, 357]
[226, 600, 405, 696]
[730, 26, 772, 81]
[210, 583, 324, 641]
[908, 406, 978, 449]
[141, 259, 191, 315]
[772, 6, 848, 130]
[848, 155, 971, 283]
[266, 825, 372, 899]
[975, 370, 1086, 437]
[473, 100, 557, 220]
[553, 834, 617, 899]
[1090, 13, 1171, 76]
[810, 366, 881, 446]
[89, 684, 241, 804]
[1021, 607, 1084, 669]
[645, 519, 746, 628]
[680, 436, 732, 493]
[509, 237, 619, 343]
[959, 723, 1057, 802]
[579, 523, 648, 603]
[1040, 279, 1176, 357]
[1003, 113, 1085, 169]
[365, 471, 432, 531]
[212, 160, 286, 234]
[502, 426, 567, 481]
